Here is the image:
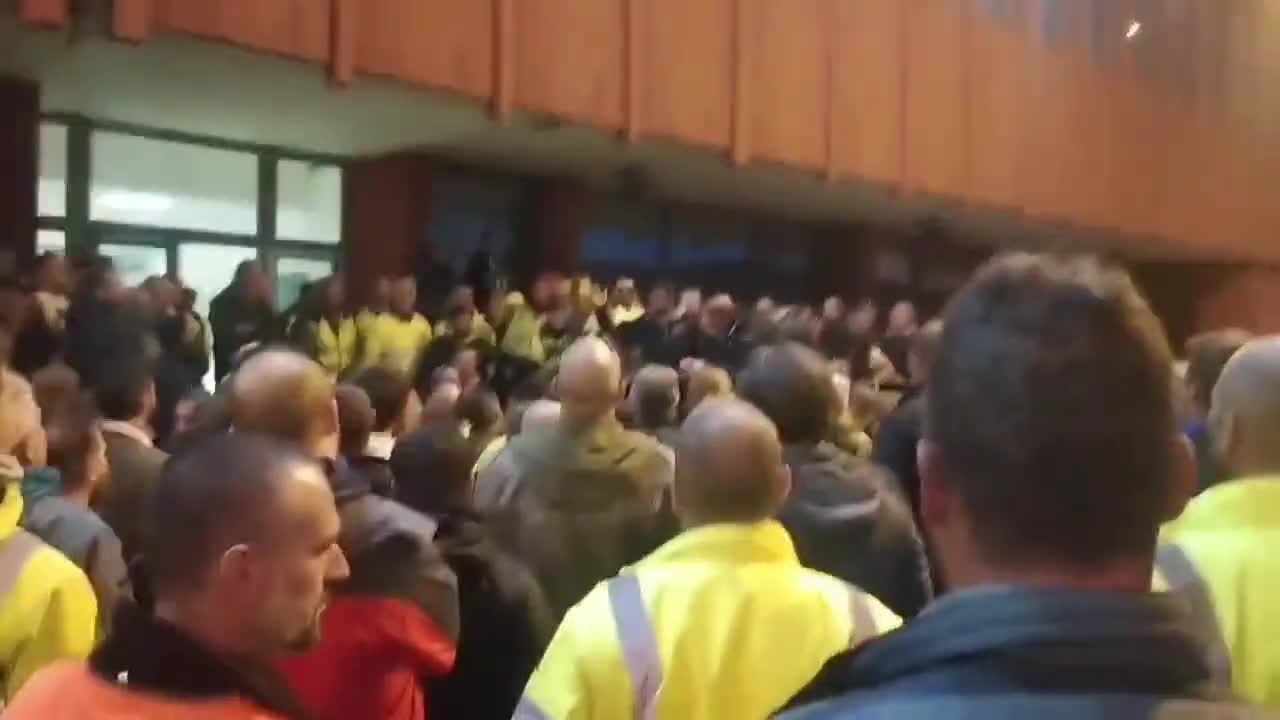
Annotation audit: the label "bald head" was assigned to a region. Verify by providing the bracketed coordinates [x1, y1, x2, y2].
[674, 397, 789, 525]
[1210, 336, 1280, 476]
[685, 365, 733, 417]
[230, 349, 338, 457]
[556, 337, 622, 423]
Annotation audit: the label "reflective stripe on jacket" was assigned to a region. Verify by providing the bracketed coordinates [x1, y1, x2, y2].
[1158, 476, 1280, 706]
[519, 520, 901, 720]
[0, 483, 97, 702]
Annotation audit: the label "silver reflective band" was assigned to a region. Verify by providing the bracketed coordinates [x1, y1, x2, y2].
[847, 587, 876, 648]
[1156, 543, 1233, 689]
[608, 572, 661, 720]
[513, 696, 553, 720]
[0, 530, 43, 599]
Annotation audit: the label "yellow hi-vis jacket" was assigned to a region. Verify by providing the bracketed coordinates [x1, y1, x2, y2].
[1158, 476, 1280, 706]
[0, 481, 96, 702]
[518, 520, 901, 720]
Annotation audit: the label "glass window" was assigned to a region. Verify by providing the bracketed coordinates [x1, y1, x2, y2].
[277, 160, 342, 244]
[429, 174, 519, 275]
[39, 122, 67, 218]
[580, 198, 663, 283]
[275, 255, 334, 310]
[91, 132, 258, 235]
[36, 229, 66, 255]
[178, 243, 259, 322]
[99, 244, 168, 288]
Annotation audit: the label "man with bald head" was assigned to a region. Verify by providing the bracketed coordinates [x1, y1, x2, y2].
[230, 348, 460, 720]
[478, 337, 676, 619]
[520, 398, 899, 719]
[1162, 336, 1280, 706]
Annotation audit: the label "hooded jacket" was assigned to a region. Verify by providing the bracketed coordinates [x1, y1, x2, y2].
[0, 481, 97, 702]
[280, 459, 459, 720]
[780, 443, 932, 617]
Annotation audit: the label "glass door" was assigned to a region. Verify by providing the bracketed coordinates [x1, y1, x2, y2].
[271, 253, 335, 312]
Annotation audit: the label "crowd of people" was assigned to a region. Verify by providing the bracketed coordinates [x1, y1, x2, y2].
[0, 247, 1275, 719]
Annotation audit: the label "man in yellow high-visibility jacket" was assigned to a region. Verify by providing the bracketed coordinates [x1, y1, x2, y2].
[518, 398, 900, 720]
[1161, 336, 1280, 707]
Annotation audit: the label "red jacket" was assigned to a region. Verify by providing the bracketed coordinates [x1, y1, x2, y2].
[280, 596, 456, 720]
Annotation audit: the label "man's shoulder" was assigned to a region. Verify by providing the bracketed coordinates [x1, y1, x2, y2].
[780, 692, 1274, 720]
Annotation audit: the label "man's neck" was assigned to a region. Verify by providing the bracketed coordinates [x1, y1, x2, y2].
[153, 599, 261, 667]
[944, 559, 1154, 595]
[63, 483, 94, 507]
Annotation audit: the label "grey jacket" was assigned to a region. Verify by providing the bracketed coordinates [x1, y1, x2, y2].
[22, 493, 131, 636]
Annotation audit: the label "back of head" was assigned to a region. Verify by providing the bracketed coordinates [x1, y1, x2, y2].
[631, 365, 680, 429]
[457, 384, 504, 438]
[555, 337, 622, 426]
[684, 365, 733, 417]
[1207, 336, 1280, 478]
[675, 397, 789, 525]
[924, 252, 1179, 575]
[47, 392, 105, 493]
[334, 384, 374, 457]
[389, 425, 475, 514]
[144, 433, 316, 596]
[522, 398, 562, 433]
[737, 343, 833, 444]
[351, 366, 412, 434]
[94, 353, 155, 423]
[31, 362, 81, 429]
[230, 348, 337, 456]
[1185, 328, 1252, 415]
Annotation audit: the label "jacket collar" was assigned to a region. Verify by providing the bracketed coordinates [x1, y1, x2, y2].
[796, 586, 1216, 704]
[639, 520, 799, 569]
[101, 419, 154, 448]
[90, 603, 313, 719]
[364, 432, 396, 460]
[1165, 476, 1280, 535]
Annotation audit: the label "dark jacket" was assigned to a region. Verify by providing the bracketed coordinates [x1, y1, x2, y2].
[780, 443, 931, 618]
[281, 459, 459, 720]
[344, 453, 397, 498]
[781, 587, 1256, 719]
[427, 506, 555, 720]
[64, 298, 151, 392]
[871, 393, 924, 517]
[209, 287, 276, 383]
[97, 429, 169, 564]
[87, 602, 313, 719]
[476, 418, 677, 619]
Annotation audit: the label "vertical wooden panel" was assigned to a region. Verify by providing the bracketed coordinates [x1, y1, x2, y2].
[113, 0, 154, 42]
[829, 0, 904, 185]
[512, 0, 625, 129]
[731, 0, 753, 165]
[352, 0, 493, 98]
[747, 0, 827, 168]
[18, 0, 70, 26]
[330, 0, 356, 85]
[493, 0, 515, 119]
[158, 1, 330, 62]
[902, 0, 971, 196]
[968, 4, 1025, 208]
[636, 0, 734, 148]
[622, 0, 641, 142]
